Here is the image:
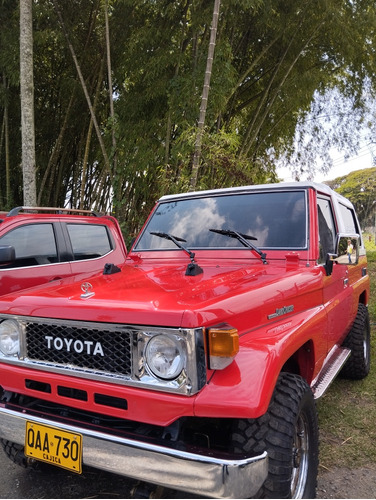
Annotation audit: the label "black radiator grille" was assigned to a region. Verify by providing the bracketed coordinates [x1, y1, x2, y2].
[25, 322, 133, 376]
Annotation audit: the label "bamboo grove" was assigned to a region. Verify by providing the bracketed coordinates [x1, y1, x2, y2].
[1, 0, 376, 238]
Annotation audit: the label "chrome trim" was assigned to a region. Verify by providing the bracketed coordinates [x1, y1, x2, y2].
[0, 250, 114, 271]
[0, 407, 268, 499]
[311, 344, 351, 399]
[0, 315, 206, 395]
[70, 248, 113, 264]
[80, 282, 95, 299]
[0, 260, 71, 272]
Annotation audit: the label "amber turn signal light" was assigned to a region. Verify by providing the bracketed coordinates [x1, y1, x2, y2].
[207, 326, 239, 370]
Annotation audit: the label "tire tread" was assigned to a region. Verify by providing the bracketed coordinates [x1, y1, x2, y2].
[341, 303, 370, 380]
[231, 373, 318, 498]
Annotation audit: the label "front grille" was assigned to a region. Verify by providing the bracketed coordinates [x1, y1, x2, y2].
[0, 315, 205, 395]
[25, 322, 133, 377]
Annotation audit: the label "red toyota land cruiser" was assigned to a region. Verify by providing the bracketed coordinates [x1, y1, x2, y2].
[0, 182, 370, 498]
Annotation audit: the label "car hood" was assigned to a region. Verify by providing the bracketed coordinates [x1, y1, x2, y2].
[0, 257, 322, 329]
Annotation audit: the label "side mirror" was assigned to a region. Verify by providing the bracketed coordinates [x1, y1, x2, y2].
[0, 245, 15, 266]
[334, 235, 360, 266]
[324, 235, 360, 276]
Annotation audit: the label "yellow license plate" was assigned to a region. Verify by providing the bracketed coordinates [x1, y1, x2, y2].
[25, 421, 82, 473]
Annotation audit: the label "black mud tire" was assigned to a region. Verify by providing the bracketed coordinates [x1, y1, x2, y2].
[340, 303, 370, 380]
[0, 439, 37, 468]
[231, 373, 319, 499]
[1, 439, 56, 472]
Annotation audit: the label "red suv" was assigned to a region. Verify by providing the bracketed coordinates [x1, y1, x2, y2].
[0, 207, 127, 296]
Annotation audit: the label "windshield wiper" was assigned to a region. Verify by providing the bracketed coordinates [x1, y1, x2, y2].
[209, 228, 268, 265]
[150, 231, 203, 276]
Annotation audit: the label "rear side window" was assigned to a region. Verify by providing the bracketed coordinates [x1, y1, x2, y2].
[67, 224, 112, 260]
[0, 223, 57, 267]
[338, 203, 359, 234]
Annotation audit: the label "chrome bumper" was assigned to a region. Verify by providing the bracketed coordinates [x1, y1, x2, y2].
[0, 407, 268, 498]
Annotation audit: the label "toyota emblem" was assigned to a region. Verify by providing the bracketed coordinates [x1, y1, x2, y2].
[80, 282, 95, 299]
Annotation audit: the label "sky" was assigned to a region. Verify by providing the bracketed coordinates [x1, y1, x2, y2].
[277, 143, 375, 183]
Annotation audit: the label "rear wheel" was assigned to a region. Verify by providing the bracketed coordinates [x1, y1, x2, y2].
[231, 373, 319, 498]
[340, 303, 370, 380]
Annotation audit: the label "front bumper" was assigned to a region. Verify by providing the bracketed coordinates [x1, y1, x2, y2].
[0, 406, 268, 498]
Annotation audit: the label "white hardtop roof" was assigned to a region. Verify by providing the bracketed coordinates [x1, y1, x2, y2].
[159, 181, 352, 206]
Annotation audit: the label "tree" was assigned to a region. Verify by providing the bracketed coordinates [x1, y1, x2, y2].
[19, 0, 36, 206]
[326, 167, 376, 229]
[111, 0, 376, 207]
[2, 0, 376, 236]
[1, 77, 11, 205]
[278, 84, 376, 181]
[0, 1, 21, 208]
[189, 0, 221, 191]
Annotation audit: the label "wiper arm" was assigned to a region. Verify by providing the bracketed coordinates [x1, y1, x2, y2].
[150, 231, 203, 275]
[209, 228, 268, 265]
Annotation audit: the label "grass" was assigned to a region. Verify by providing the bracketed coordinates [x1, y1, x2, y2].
[317, 235, 376, 469]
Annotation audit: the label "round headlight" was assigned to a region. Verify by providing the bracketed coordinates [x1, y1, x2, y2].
[0, 319, 21, 356]
[145, 335, 185, 380]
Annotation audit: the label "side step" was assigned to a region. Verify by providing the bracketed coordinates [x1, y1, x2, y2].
[311, 345, 351, 399]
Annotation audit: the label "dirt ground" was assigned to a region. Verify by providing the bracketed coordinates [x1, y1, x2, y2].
[1, 445, 376, 500]
[317, 467, 376, 499]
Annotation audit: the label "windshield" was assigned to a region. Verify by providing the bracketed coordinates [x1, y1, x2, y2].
[135, 190, 307, 251]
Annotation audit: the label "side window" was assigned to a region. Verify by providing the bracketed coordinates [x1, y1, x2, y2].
[338, 203, 359, 234]
[67, 224, 112, 260]
[0, 224, 57, 267]
[317, 198, 336, 264]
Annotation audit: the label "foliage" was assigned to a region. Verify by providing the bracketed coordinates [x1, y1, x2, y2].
[326, 167, 376, 228]
[280, 85, 376, 180]
[1, 0, 376, 232]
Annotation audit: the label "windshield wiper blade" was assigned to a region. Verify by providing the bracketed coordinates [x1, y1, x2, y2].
[150, 231, 203, 275]
[209, 228, 268, 265]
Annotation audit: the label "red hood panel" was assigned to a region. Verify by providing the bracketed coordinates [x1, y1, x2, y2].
[0, 259, 322, 329]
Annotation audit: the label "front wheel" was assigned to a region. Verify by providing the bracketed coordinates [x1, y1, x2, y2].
[340, 303, 370, 380]
[1, 439, 37, 468]
[231, 373, 319, 498]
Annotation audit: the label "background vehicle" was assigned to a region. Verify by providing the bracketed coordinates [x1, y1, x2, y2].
[0, 206, 127, 295]
[0, 183, 370, 498]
